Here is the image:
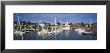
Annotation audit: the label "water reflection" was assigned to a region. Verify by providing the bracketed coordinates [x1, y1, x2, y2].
[14, 30, 97, 40]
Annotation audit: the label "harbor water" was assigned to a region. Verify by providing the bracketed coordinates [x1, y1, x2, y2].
[14, 30, 97, 40]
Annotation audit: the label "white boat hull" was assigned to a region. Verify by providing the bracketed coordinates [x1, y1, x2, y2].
[14, 31, 25, 35]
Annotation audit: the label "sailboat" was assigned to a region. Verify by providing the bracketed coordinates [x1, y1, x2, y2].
[37, 23, 48, 35]
[81, 19, 94, 35]
[37, 17, 63, 35]
[63, 20, 70, 31]
[52, 17, 63, 33]
[14, 14, 26, 40]
[51, 17, 58, 34]
[77, 19, 94, 35]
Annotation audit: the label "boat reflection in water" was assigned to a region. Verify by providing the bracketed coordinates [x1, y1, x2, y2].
[14, 30, 97, 40]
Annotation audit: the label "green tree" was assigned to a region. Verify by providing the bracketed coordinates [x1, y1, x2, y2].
[81, 22, 84, 26]
[57, 22, 61, 26]
[14, 21, 17, 24]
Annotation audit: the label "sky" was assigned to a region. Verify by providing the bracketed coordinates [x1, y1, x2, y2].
[14, 13, 97, 24]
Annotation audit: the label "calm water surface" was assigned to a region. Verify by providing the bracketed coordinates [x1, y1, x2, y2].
[14, 30, 97, 40]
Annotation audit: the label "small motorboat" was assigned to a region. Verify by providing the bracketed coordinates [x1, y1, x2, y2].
[37, 29, 48, 35]
[14, 30, 25, 35]
[48, 31, 53, 35]
[82, 31, 95, 35]
[76, 28, 95, 35]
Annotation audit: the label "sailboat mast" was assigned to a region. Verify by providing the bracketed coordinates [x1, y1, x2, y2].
[67, 19, 68, 26]
[55, 17, 56, 31]
[54, 17, 57, 39]
[17, 14, 20, 25]
[17, 14, 21, 30]
[90, 19, 91, 28]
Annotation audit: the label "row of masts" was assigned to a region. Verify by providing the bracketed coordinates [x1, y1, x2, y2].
[17, 14, 92, 31]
